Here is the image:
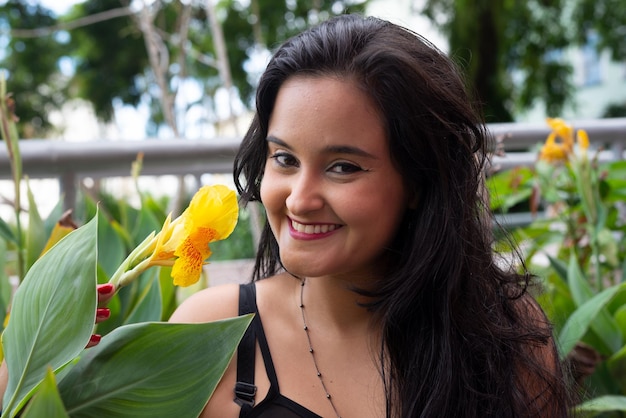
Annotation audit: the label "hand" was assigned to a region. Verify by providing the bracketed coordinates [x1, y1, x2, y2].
[87, 283, 115, 348]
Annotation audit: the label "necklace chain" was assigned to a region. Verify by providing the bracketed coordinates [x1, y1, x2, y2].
[299, 278, 342, 418]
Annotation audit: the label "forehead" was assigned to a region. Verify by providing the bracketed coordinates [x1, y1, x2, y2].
[268, 76, 387, 148]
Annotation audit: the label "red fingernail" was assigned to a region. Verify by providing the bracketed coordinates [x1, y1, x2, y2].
[97, 284, 115, 295]
[96, 308, 110, 320]
[86, 334, 101, 348]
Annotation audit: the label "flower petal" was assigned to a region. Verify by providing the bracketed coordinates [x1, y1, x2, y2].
[171, 237, 212, 287]
[186, 185, 239, 240]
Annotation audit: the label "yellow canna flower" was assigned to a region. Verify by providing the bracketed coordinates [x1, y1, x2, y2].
[166, 185, 238, 286]
[111, 184, 239, 288]
[539, 119, 590, 164]
[546, 117, 575, 152]
[539, 132, 568, 163]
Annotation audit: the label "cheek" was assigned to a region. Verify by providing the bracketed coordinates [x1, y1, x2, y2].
[259, 172, 283, 218]
[356, 182, 408, 234]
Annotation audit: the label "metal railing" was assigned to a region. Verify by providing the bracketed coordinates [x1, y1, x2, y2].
[1, 118, 625, 210]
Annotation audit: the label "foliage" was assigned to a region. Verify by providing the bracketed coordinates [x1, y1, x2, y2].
[419, 0, 626, 122]
[0, 76, 253, 417]
[487, 119, 626, 415]
[0, 0, 66, 137]
[0, 0, 368, 137]
[65, 0, 149, 122]
[221, 0, 369, 106]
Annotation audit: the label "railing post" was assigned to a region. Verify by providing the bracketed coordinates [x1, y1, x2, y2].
[60, 172, 77, 212]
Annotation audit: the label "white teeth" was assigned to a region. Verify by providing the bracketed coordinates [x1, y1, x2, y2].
[291, 220, 337, 234]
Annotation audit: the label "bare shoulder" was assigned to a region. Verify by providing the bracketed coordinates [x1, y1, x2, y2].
[515, 291, 552, 330]
[512, 291, 570, 416]
[169, 282, 241, 323]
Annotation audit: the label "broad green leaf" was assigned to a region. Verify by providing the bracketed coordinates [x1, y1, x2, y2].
[158, 266, 177, 321]
[558, 283, 626, 359]
[21, 368, 69, 418]
[130, 205, 160, 247]
[97, 210, 126, 278]
[123, 270, 162, 324]
[567, 252, 622, 353]
[567, 252, 594, 307]
[575, 395, 626, 413]
[1, 216, 98, 417]
[25, 180, 46, 271]
[59, 317, 253, 417]
[110, 219, 133, 250]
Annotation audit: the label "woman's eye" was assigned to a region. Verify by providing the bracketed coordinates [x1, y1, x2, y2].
[328, 162, 363, 174]
[270, 152, 298, 168]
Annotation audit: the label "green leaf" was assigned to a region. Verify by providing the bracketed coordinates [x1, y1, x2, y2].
[0, 215, 16, 244]
[607, 342, 626, 391]
[58, 317, 253, 417]
[558, 282, 626, 359]
[123, 270, 162, 324]
[21, 368, 69, 418]
[575, 395, 626, 413]
[97, 210, 126, 278]
[130, 205, 161, 247]
[486, 167, 534, 212]
[25, 180, 47, 272]
[547, 254, 568, 283]
[566, 252, 622, 353]
[567, 252, 594, 307]
[158, 266, 177, 321]
[1, 216, 98, 417]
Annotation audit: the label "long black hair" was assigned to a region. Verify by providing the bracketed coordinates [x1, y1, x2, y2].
[234, 14, 571, 417]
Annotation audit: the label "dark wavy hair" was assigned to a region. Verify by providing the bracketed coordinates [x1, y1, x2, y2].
[234, 14, 571, 417]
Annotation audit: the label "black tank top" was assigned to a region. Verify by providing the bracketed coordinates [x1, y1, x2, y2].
[235, 283, 322, 418]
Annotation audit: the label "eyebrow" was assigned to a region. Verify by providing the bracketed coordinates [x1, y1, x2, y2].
[266, 135, 377, 159]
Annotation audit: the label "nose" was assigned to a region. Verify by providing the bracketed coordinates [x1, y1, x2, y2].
[285, 169, 325, 215]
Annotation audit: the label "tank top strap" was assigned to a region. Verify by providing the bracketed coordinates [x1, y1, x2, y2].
[235, 282, 280, 416]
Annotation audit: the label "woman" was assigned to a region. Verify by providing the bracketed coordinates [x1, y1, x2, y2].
[171, 14, 570, 417]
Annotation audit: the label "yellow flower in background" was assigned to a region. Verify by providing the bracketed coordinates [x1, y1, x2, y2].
[539, 132, 569, 163]
[539, 118, 589, 163]
[111, 184, 239, 288]
[546, 118, 574, 149]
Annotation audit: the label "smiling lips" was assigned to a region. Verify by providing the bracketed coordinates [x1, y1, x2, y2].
[290, 219, 339, 235]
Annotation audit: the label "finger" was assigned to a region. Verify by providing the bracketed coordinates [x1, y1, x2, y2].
[96, 308, 111, 324]
[86, 334, 101, 348]
[97, 283, 116, 305]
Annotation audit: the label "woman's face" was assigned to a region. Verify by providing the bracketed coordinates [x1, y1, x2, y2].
[260, 76, 409, 281]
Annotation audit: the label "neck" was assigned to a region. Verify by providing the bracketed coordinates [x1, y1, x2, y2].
[292, 274, 376, 336]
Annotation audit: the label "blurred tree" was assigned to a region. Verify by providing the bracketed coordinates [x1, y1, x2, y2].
[65, 0, 148, 123]
[418, 0, 626, 122]
[0, 0, 368, 137]
[0, 0, 66, 137]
